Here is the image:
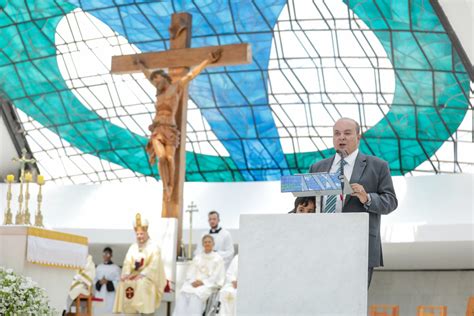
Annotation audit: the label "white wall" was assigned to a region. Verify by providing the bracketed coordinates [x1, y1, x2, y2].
[0, 180, 295, 230]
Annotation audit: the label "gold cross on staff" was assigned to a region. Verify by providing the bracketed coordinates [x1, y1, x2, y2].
[13, 148, 36, 180]
[185, 201, 199, 260]
[110, 12, 252, 246]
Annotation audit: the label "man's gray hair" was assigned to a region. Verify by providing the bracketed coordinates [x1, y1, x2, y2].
[337, 117, 360, 134]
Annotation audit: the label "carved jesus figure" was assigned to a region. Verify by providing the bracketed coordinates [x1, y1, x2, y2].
[136, 49, 221, 201]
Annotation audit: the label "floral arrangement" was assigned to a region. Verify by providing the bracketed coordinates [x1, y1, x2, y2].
[0, 267, 55, 315]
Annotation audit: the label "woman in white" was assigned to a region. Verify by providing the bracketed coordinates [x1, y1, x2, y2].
[173, 235, 225, 316]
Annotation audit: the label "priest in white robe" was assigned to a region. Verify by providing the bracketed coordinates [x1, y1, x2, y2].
[65, 254, 95, 313]
[218, 254, 239, 316]
[174, 234, 225, 316]
[195, 210, 234, 268]
[114, 213, 167, 315]
[93, 247, 121, 315]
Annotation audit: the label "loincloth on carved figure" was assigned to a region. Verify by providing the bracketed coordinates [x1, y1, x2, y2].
[146, 122, 180, 165]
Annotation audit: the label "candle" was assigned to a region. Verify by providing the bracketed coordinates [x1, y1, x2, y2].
[37, 175, 45, 185]
[24, 172, 33, 182]
[6, 174, 14, 183]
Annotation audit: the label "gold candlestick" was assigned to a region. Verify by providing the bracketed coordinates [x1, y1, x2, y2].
[3, 175, 14, 225]
[15, 173, 25, 225]
[12, 149, 36, 225]
[23, 172, 32, 225]
[35, 175, 45, 227]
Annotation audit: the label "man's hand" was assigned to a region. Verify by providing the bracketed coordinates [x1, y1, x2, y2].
[99, 277, 108, 285]
[120, 274, 129, 281]
[209, 48, 222, 63]
[134, 57, 146, 68]
[128, 274, 144, 281]
[191, 280, 204, 288]
[232, 280, 238, 289]
[351, 183, 368, 204]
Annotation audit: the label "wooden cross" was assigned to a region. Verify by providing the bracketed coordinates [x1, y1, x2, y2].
[111, 13, 251, 245]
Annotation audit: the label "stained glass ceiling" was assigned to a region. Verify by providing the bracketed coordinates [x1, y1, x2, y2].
[0, 0, 472, 184]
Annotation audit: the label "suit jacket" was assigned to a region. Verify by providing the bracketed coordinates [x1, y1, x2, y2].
[309, 152, 398, 267]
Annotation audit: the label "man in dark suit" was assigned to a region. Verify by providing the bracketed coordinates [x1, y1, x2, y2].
[309, 118, 398, 287]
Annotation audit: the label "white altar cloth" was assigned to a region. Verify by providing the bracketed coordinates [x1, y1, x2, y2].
[0, 225, 88, 310]
[26, 226, 88, 268]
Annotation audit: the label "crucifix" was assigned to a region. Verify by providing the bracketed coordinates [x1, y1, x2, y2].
[111, 13, 251, 244]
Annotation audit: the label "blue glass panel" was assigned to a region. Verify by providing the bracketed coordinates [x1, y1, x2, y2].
[77, 0, 289, 180]
[0, 0, 469, 182]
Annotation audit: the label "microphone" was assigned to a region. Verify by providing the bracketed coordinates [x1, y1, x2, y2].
[335, 149, 347, 195]
[336, 149, 348, 159]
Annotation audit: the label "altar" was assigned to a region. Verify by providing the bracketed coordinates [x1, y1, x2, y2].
[0, 225, 88, 311]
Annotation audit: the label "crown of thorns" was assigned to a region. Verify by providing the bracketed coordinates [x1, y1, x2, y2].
[150, 69, 172, 83]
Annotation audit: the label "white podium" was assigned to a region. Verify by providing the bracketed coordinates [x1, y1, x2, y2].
[237, 213, 369, 316]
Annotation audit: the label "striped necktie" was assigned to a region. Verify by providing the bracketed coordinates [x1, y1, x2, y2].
[324, 158, 347, 213]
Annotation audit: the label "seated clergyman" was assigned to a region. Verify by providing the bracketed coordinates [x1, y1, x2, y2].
[173, 235, 225, 316]
[65, 254, 95, 314]
[194, 210, 234, 269]
[113, 213, 166, 315]
[217, 254, 239, 316]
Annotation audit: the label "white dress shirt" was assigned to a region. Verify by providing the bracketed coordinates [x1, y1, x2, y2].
[322, 149, 359, 213]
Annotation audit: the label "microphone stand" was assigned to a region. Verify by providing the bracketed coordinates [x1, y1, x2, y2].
[336, 150, 348, 200]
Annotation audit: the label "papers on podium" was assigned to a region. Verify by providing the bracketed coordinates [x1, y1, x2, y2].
[281, 172, 352, 196]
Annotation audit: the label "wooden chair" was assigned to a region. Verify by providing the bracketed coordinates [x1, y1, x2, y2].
[74, 293, 92, 316]
[466, 296, 474, 316]
[369, 304, 400, 316]
[417, 305, 448, 316]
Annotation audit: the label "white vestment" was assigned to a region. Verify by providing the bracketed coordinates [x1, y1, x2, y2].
[66, 255, 95, 310]
[219, 255, 239, 316]
[195, 227, 234, 268]
[93, 262, 121, 315]
[173, 252, 225, 316]
[114, 239, 166, 314]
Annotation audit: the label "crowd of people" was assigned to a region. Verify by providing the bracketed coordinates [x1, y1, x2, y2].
[64, 210, 238, 316]
[64, 199, 333, 316]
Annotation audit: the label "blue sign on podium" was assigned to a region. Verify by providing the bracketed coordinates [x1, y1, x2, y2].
[281, 173, 352, 197]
